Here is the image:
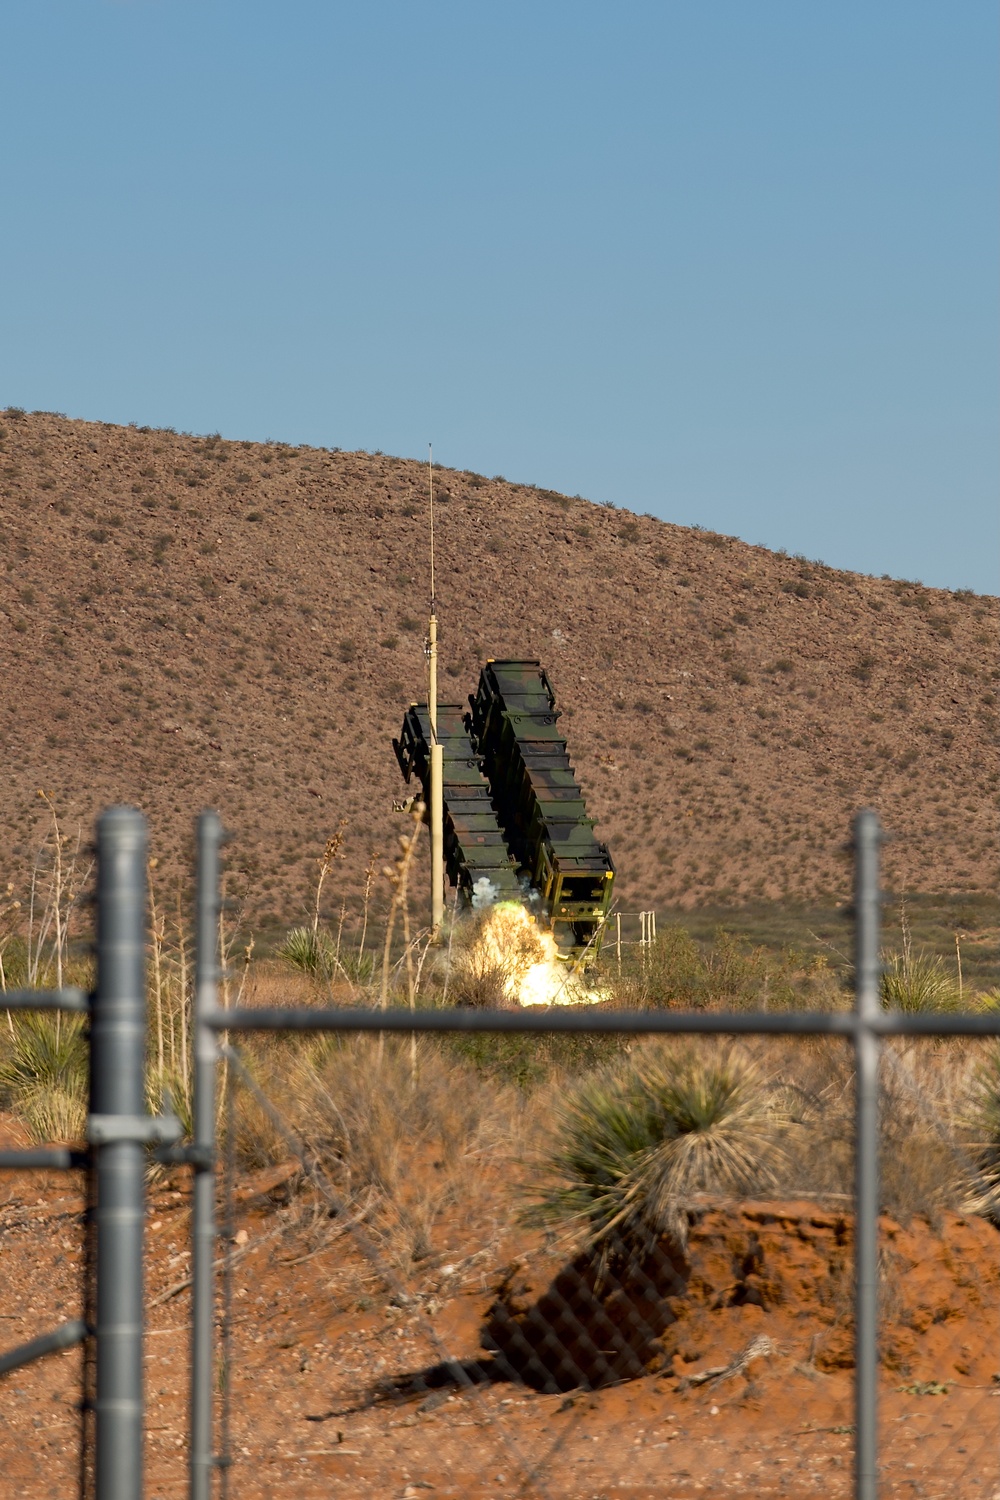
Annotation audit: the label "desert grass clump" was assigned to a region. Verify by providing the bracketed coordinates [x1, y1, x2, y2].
[527, 1040, 784, 1252]
[0, 1013, 88, 1142]
[233, 1034, 522, 1267]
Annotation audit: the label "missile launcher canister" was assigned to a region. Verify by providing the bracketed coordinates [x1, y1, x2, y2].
[393, 703, 521, 906]
[466, 660, 615, 958]
[394, 660, 613, 959]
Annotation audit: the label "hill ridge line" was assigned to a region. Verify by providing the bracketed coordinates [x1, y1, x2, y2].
[0, 408, 996, 925]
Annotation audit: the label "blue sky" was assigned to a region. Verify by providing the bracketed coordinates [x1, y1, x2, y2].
[1, 2, 996, 593]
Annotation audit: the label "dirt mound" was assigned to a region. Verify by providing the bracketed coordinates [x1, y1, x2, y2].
[0, 408, 996, 928]
[485, 1200, 1000, 1391]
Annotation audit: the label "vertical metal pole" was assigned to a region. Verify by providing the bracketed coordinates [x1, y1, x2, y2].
[191, 811, 223, 1500]
[428, 614, 444, 935]
[427, 445, 444, 936]
[854, 808, 882, 1500]
[92, 807, 148, 1500]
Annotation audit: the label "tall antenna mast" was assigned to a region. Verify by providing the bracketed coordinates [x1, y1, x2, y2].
[428, 443, 436, 613]
[427, 444, 444, 934]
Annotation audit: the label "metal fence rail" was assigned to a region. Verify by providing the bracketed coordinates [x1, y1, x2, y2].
[1, 803, 997, 1500]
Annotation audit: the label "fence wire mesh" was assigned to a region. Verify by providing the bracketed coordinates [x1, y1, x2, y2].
[2, 805, 999, 1500]
[126, 1029, 995, 1500]
[0, 1167, 88, 1498]
[3, 1033, 1000, 1498]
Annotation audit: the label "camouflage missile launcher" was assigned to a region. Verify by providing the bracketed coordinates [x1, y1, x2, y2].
[393, 703, 521, 906]
[393, 661, 614, 960]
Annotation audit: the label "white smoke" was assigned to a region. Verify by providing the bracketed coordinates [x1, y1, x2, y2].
[471, 876, 499, 910]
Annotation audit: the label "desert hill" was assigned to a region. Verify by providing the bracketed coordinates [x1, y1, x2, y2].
[0, 408, 996, 931]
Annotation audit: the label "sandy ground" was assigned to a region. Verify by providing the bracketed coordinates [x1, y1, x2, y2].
[2, 1156, 999, 1499]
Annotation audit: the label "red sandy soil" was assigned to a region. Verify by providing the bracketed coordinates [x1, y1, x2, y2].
[3, 1147, 999, 1498]
[0, 408, 997, 931]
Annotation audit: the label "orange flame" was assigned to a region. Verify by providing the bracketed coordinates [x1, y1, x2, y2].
[469, 902, 605, 1007]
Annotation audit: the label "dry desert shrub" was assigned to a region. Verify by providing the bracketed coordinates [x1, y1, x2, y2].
[445, 905, 542, 1009]
[760, 1036, 984, 1224]
[229, 1035, 525, 1266]
[600, 926, 838, 1013]
[878, 1042, 978, 1224]
[958, 1043, 1000, 1221]
[524, 1034, 991, 1247]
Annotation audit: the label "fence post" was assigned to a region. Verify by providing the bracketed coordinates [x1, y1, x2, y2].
[853, 808, 881, 1500]
[92, 807, 148, 1500]
[191, 811, 223, 1500]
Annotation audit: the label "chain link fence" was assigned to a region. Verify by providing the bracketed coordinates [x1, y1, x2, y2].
[188, 1033, 999, 1500]
[1, 807, 998, 1500]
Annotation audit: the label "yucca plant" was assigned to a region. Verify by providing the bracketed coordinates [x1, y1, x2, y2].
[880, 950, 961, 1013]
[0, 1013, 88, 1142]
[279, 925, 335, 977]
[526, 1041, 783, 1251]
[959, 1045, 1000, 1221]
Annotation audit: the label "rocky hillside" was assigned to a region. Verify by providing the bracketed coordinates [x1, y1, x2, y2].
[0, 408, 996, 929]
